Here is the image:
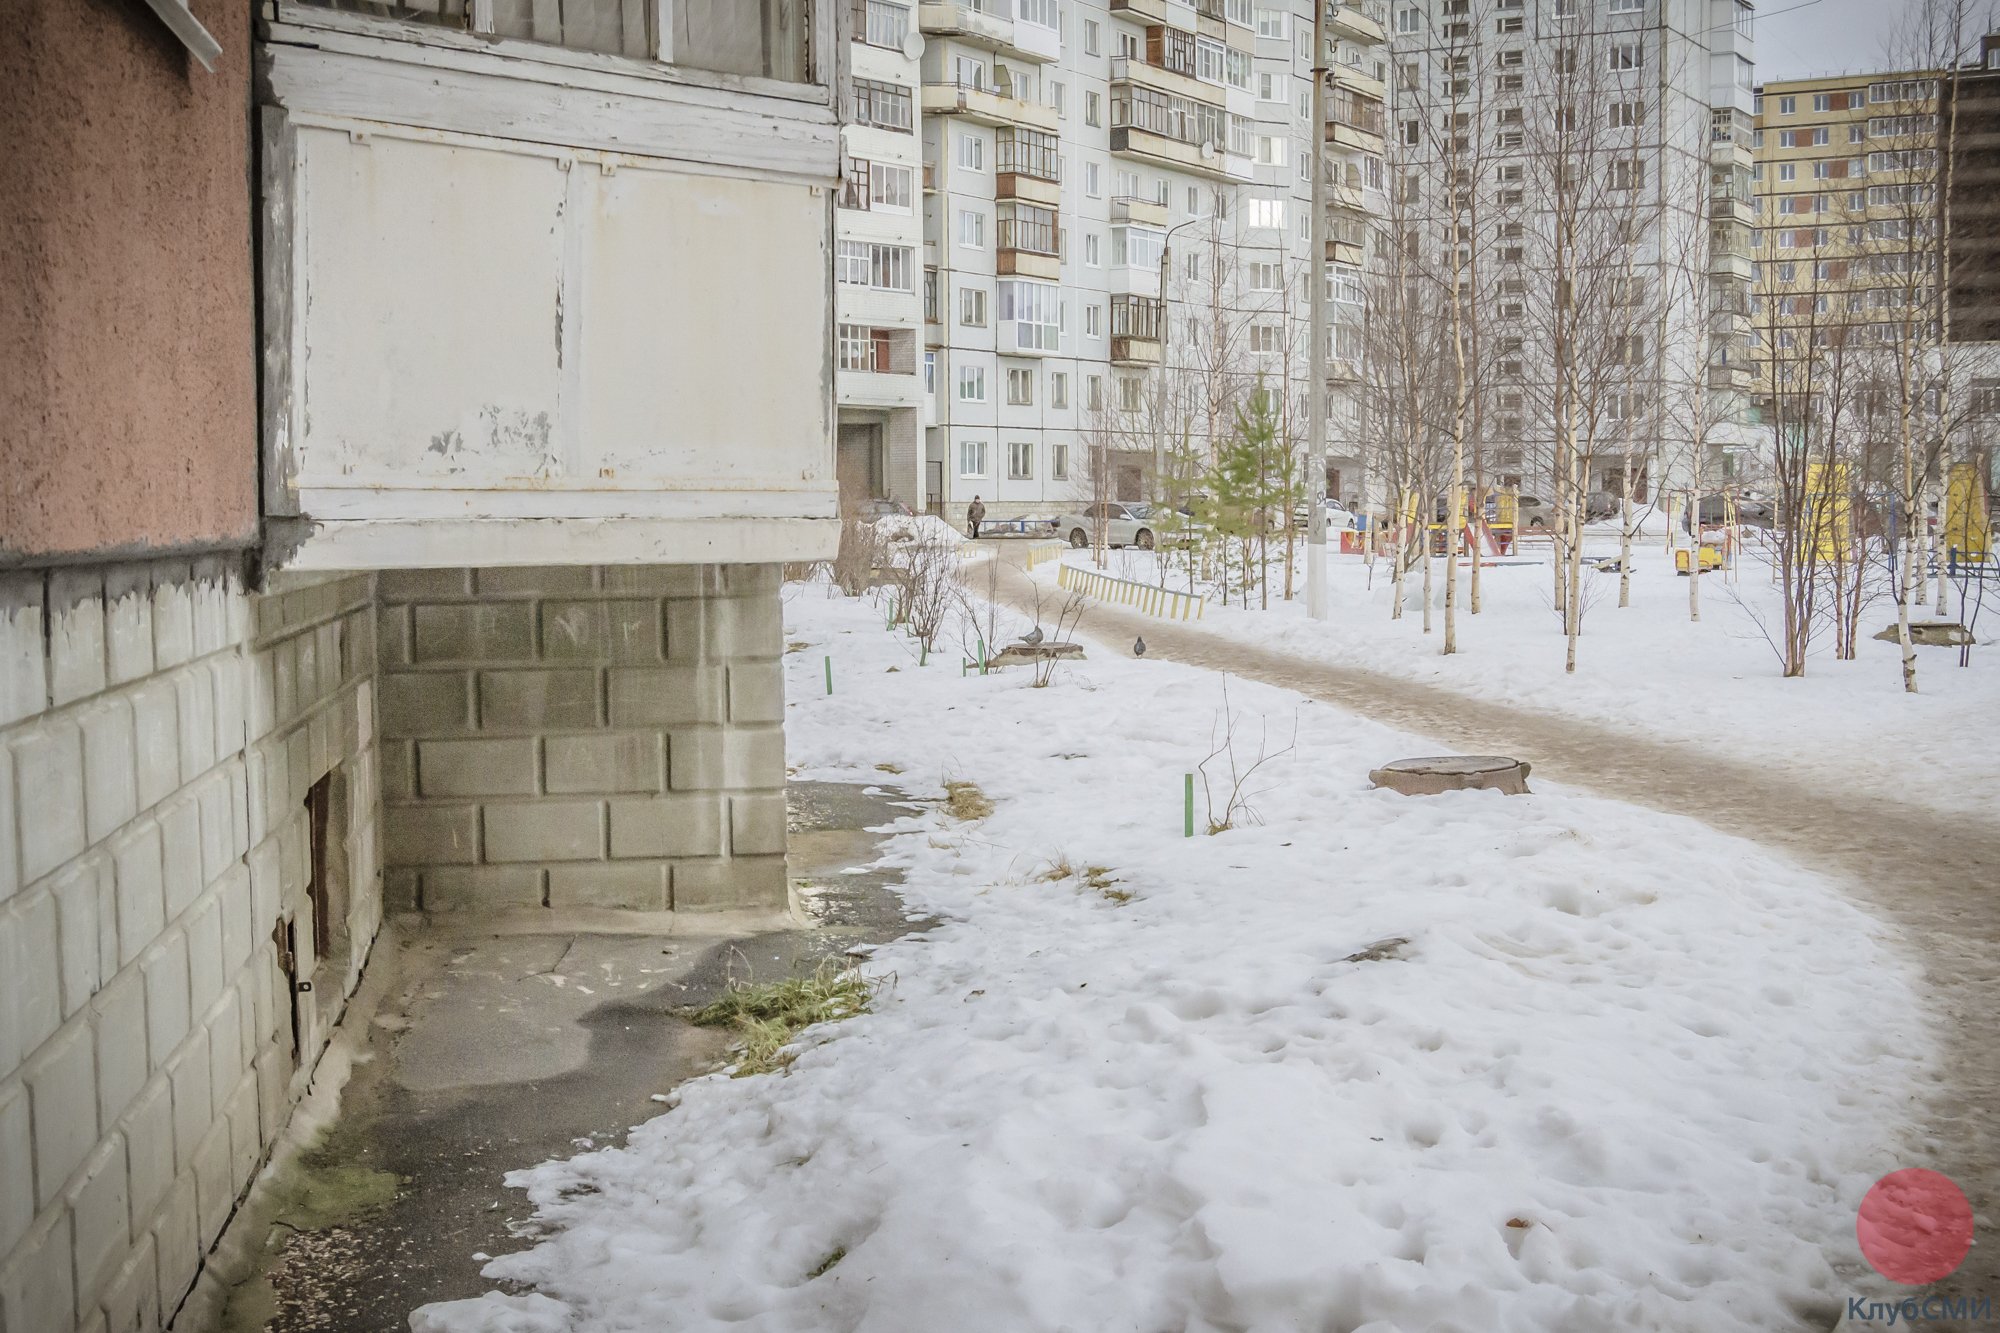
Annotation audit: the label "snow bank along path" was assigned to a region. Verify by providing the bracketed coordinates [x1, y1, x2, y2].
[412, 581, 1933, 1333]
[996, 549, 2000, 1313]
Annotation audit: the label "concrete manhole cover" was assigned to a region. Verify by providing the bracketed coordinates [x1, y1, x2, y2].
[1369, 756, 1532, 796]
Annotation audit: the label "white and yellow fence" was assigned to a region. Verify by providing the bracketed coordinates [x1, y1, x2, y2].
[1022, 541, 1068, 571]
[1057, 561, 1206, 620]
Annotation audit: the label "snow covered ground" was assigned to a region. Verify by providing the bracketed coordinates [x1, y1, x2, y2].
[1037, 523, 2000, 819]
[412, 580, 1933, 1333]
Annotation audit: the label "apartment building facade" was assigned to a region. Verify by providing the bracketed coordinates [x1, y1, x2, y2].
[1750, 68, 1942, 373]
[2, 4, 840, 1331]
[840, 1, 931, 508]
[1389, 0, 1760, 502]
[886, 0, 1389, 522]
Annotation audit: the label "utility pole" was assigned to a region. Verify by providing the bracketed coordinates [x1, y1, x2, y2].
[1305, 0, 1330, 620]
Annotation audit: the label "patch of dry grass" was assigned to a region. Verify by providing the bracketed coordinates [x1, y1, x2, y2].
[943, 780, 994, 821]
[690, 962, 878, 1076]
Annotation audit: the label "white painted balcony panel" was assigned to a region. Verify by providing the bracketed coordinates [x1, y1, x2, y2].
[268, 117, 837, 566]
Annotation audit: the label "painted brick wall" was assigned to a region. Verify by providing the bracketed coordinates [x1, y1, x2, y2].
[376, 565, 788, 915]
[0, 560, 383, 1333]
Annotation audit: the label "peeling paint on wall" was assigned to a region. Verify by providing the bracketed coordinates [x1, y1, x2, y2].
[288, 121, 830, 501]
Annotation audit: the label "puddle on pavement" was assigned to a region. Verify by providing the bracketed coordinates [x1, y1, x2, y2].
[220, 781, 925, 1333]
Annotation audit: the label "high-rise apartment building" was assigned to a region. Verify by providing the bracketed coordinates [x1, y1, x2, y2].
[878, 0, 1389, 523]
[1750, 68, 1942, 373]
[841, 1, 931, 508]
[1944, 33, 2000, 346]
[1388, 0, 1759, 501]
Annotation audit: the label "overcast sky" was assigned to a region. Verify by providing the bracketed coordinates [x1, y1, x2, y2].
[1753, 0, 1961, 82]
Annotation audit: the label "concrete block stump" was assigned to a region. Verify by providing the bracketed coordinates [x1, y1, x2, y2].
[1369, 755, 1531, 796]
[991, 641, 1085, 668]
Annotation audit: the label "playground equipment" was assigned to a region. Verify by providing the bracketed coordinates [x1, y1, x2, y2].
[1425, 487, 1513, 557]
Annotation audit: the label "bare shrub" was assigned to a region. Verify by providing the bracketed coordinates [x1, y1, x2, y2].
[1198, 679, 1297, 834]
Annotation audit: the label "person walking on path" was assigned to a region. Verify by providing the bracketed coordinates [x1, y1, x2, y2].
[967, 496, 986, 540]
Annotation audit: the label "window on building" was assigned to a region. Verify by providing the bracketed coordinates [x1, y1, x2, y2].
[1083, 17, 1099, 54]
[1007, 367, 1035, 405]
[958, 133, 985, 170]
[999, 279, 1061, 352]
[1085, 303, 1101, 338]
[1051, 443, 1069, 480]
[1086, 375, 1103, 411]
[836, 240, 913, 290]
[1610, 157, 1645, 190]
[959, 437, 988, 474]
[1609, 42, 1641, 70]
[1246, 196, 1286, 229]
[1255, 7, 1286, 37]
[1118, 377, 1143, 411]
[960, 286, 987, 326]
[958, 209, 986, 249]
[1248, 261, 1283, 290]
[1007, 441, 1034, 479]
[1084, 161, 1101, 196]
[1051, 373, 1068, 409]
[1778, 95, 1796, 114]
[958, 369, 987, 404]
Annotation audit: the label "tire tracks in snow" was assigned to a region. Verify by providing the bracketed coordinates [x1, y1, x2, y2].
[979, 546, 1998, 1316]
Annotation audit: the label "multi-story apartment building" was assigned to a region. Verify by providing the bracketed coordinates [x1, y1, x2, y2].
[2, 4, 839, 1330]
[841, 0, 931, 508]
[911, 0, 1390, 522]
[1750, 68, 1942, 368]
[1388, 0, 1759, 502]
[1944, 33, 2000, 346]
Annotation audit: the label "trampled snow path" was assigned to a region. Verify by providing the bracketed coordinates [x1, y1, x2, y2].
[412, 582, 1933, 1333]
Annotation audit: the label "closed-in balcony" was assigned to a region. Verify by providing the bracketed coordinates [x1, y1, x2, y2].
[917, 0, 1061, 61]
[1110, 294, 1165, 366]
[1324, 89, 1385, 155]
[922, 75, 1061, 132]
[996, 203, 1060, 281]
[996, 127, 1062, 206]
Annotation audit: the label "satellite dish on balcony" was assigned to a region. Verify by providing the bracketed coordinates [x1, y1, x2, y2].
[1199, 141, 1218, 160]
[902, 31, 926, 60]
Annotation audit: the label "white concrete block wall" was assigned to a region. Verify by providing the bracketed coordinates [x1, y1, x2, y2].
[0, 560, 383, 1333]
[377, 564, 788, 915]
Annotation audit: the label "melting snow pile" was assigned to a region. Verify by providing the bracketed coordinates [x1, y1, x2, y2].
[413, 578, 1932, 1333]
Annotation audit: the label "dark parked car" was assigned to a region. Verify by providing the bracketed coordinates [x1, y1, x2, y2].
[1696, 494, 1773, 528]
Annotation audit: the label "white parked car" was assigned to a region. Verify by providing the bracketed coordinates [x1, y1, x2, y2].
[1057, 502, 1158, 550]
[1290, 497, 1358, 531]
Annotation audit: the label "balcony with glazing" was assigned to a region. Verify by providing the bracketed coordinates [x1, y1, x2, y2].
[996, 128, 1061, 206]
[917, 0, 1060, 61]
[1110, 294, 1166, 366]
[1109, 77, 1248, 181]
[996, 203, 1061, 280]
[1323, 87, 1386, 154]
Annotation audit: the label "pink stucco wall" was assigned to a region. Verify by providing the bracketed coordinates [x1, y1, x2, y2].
[0, 0, 257, 563]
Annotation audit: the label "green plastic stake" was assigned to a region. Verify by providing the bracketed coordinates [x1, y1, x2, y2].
[978, 637, 987, 676]
[824, 655, 833, 695]
[1184, 773, 1194, 838]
